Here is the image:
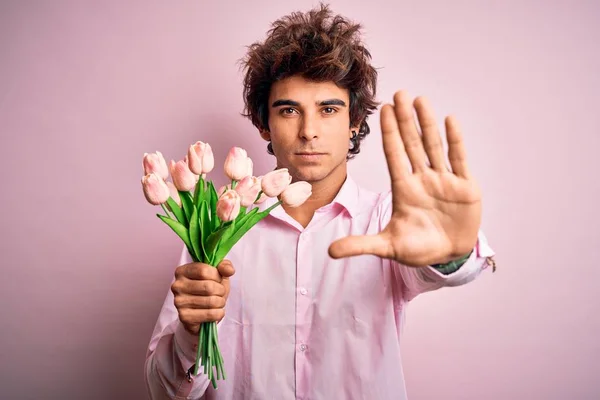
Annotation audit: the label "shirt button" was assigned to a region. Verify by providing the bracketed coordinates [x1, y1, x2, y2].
[300, 287, 308, 295]
[299, 344, 307, 352]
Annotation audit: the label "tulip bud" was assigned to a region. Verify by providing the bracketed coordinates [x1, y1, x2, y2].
[224, 147, 249, 181]
[202, 143, 214, 174]
[143, 151, 169, 180]
[187, 141, 215, 175]
[217, 184, 232, 197]
[170, 159, 197, 192]
[280, 181, 312, 207]
[187, 141, 206, 175]
[142, 173, 170, 205]
[261, 168, 292, 197]
[235, 176, 262, 207]
[166, 181, 181, 206]
[246, 158, 253, 178]
[216, 189, 241, 221]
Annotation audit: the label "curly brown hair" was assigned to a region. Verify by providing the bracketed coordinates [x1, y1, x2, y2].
[240, 3, 379, 160]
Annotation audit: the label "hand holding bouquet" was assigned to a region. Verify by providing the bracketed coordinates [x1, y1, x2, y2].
[141, 142, 312, 388]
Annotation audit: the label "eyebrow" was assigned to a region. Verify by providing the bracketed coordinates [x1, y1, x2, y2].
[271, 99, 347, 108]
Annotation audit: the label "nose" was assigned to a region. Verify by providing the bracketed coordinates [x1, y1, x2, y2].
[299, 114, 318, 141]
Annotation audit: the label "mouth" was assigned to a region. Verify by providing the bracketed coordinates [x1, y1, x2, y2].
[295, 152, 326, 162]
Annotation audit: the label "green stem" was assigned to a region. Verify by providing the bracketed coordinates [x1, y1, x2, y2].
[160, 203, 171, 218]
[209, 323, 215, 379]
[194, 323, 205, 375]
[215, 325, 224, 380]
[264, 200, 283, 214]
[203, 324, 209, 375]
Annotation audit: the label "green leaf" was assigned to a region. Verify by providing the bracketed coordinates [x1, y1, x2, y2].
[199, 201, 211, 262]
[188, 206, 202, 262]
[166, 197, 187, 226]
[237, 207, 247, 221]
[212, 208, 266, 265]
[180, 191, 194, 222]
[157, 214, 197, 261]
[194, 177, 205, 209]
[208, 182, 219, 230]
[204, 224, 230, 264]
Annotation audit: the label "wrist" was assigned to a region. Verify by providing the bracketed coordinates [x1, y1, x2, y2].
[431, 250, 473, 274]
[433, 250, 471, 265]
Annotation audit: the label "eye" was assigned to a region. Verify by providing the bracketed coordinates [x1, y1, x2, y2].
[280, 107, 298, 115]
[322, 107, 337, 114]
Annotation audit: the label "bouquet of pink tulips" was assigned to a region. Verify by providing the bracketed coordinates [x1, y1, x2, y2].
[141, 142, 311, 389]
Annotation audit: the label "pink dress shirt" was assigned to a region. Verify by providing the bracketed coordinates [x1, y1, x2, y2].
[145, 175, 495, 400]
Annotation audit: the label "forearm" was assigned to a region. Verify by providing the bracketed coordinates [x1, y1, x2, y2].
[145, 319, 210, 399]
[145, 246, 212, 400]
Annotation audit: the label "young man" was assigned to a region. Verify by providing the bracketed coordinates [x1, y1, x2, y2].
[145, 4, 495, 399]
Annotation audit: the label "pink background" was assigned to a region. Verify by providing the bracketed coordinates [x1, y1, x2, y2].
[1, 1, 598, 399]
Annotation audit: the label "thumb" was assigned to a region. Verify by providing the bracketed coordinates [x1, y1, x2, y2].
[328, 233, 391, 259]
[217, 259, 236, 279]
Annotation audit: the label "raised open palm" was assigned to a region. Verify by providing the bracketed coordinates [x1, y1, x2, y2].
[329, 91, 482, 267]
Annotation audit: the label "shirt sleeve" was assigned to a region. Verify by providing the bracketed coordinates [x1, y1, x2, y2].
[391, 232, 495, 302]
[144, 246, 212, 399]
[377, 190, 496, 303]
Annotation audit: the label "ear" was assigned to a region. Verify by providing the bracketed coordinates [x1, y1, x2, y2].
[259, 129, 270, 141]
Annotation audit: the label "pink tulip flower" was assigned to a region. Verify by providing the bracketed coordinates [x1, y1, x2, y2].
[217, 184, 232, 197]
[261, 168, 292, 197]
[216, 189, 241, 221]
[166, 181, 181, 206]
[142, 173, 170, 205]
[169, 159, 197, 191]
[235, 176, 262, 207]
[224, 147, 250, 181]
[187, 141, 215, 175]
[280, 181, 312, 207]
[246, 158, 253, 178]
[143, 151, 169, 180]
[202, 144, 214, 174]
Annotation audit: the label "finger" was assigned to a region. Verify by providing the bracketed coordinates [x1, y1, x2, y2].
[178, 279, 226, 297]
[380, 104, 410, 182]
[328, 234, 392, 259]
[217, 259, 236, 279]
[179, 263, 221, 282]
[179, 308, 225, 328]
[174, 294, 226, 310]
[414, 96, 446, 172]
[393, 91, 428, 172]
[445, 115, 471, 179]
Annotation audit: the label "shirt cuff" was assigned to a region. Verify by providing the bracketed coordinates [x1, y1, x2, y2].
[431, 250, 473, 274]
[174, 321, 199, 372]
[423, 232, 496, 285]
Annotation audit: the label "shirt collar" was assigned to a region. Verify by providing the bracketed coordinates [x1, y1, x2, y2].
[327, 174, 359, 218]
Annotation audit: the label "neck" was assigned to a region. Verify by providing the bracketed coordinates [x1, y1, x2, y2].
[281, 163, 347, 228]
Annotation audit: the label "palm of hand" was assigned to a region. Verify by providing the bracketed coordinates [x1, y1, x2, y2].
[329, 91, 482, 267]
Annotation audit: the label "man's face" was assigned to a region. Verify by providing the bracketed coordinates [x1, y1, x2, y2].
[263, 75, 356, 183]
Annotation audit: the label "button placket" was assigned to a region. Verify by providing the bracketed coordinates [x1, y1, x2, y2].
[295, 230, 313, 398]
